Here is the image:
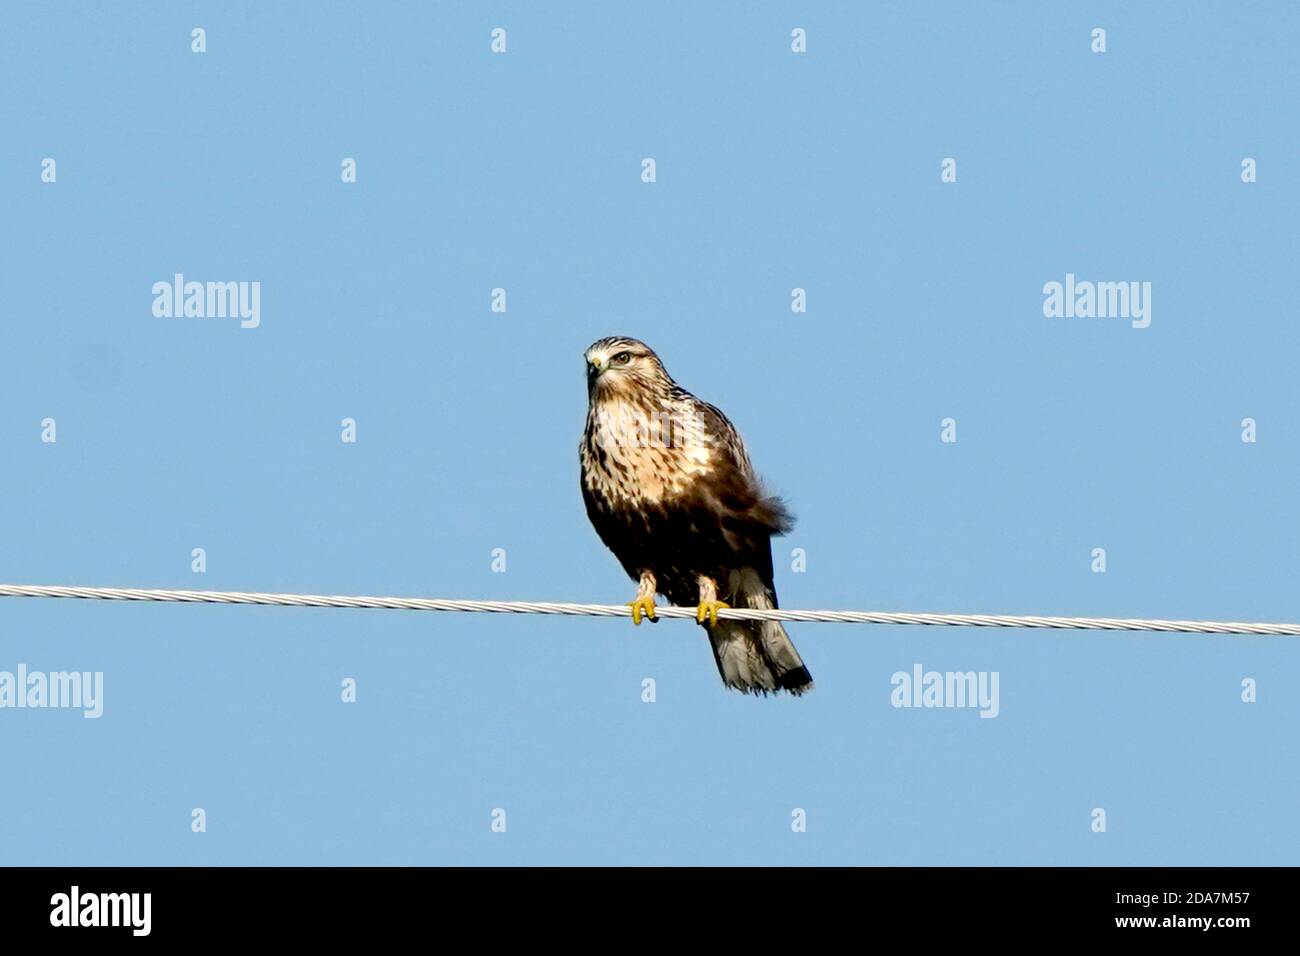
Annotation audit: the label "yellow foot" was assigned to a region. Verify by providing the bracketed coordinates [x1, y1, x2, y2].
[696, 600, 730, 626]
[627, 596, 657, 625]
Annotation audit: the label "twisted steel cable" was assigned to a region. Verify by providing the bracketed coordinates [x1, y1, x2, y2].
[0, 584, 1296, 636]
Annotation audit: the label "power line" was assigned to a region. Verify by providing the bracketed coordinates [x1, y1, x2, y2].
[0, 584, 1294, 636]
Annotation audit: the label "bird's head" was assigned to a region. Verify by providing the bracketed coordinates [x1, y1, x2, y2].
[584, 337, 671, 398]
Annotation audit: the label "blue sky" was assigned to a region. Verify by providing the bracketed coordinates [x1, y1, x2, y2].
[2, 2, 1298, 865]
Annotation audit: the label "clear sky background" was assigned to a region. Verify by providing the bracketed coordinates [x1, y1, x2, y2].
[2, 3, 1298, 865]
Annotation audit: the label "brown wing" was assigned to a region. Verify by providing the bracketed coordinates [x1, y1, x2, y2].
[673, 398, 792, 602]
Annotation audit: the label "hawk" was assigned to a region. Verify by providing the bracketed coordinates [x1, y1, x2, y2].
[579, 336, 814, 695]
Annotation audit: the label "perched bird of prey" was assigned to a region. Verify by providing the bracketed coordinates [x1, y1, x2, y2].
[579, 336, 813, 695]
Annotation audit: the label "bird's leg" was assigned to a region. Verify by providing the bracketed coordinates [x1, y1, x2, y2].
[695, 574, 730, 626]
[627, 570, 658, 625]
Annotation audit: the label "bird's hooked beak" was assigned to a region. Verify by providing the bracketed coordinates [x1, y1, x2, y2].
[586, 354, 606, 383]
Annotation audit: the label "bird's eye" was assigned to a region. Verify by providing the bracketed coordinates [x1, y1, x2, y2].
[613, 351, 632, 365]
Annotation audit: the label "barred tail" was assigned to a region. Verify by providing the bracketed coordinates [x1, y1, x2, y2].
[707, 569, 813, 696]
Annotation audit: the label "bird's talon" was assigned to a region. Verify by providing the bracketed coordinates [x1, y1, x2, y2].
[696, 600, 729, 626]
[627, 596, 657, 625]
